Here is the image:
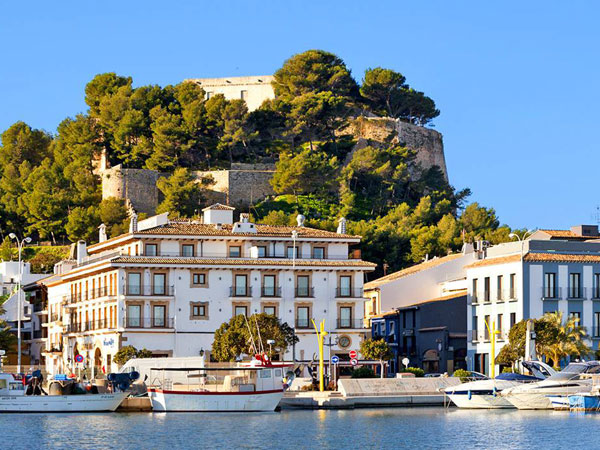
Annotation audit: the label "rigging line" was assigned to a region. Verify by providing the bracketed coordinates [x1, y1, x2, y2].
[254, 314, 264, 354]
[243, 314, 258, 355]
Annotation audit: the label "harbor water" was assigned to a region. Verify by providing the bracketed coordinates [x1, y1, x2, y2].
[4, 408, 600, 449]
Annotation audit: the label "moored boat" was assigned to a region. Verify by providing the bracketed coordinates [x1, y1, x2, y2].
[501, 361, 600, 410]
[148, 357, 291, 412]
[444, 361, 554, 409]
[0, 372, 128, 413]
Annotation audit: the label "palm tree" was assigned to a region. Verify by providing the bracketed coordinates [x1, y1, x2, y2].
[537, 311, 590, 369]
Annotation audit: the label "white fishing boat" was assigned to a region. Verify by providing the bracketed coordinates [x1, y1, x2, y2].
[148, 356, 290, 412]
[0, 372, 128, 413]
[501, 361, 600, 410]
[444, 361, 555, 409]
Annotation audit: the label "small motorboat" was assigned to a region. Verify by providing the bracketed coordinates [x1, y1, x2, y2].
[445, 361, 555, 409]
[0, 370, 132, 413]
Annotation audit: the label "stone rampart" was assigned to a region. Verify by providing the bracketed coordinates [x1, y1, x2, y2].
[347, 117, 448, 180]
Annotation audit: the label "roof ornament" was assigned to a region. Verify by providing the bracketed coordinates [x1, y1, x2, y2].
[296, 214, 305, 227]
[98, 223, 107, 243]
[337, 217, 347, 235]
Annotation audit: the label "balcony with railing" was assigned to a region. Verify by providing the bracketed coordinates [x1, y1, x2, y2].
[123, 317, 174, 329]
[230, 286, 252, 297]
[64, 287, 116, 306]
[335, 288, 364, 298]
[125, 285, 175, 297]
[336, 319, 364, 329]
[541, 287, 562, 300]
[295, 287, 314, 298]
[260, 286, 281, 298]
[64, 319, 115, 333]
[566, 286, 586, 300]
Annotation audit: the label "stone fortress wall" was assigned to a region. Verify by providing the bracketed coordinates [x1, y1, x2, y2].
[102, 163, 276, 215]
[347, 117, 448, 181]
[101, 76, 449, 215]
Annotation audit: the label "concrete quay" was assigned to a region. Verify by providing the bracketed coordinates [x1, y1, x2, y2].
[280, 377, 461, 410]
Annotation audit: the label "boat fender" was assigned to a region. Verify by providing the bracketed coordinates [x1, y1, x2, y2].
[468, 390, 472, 400]
[493, 387, 497, 397]
[128, 371, 140, 381]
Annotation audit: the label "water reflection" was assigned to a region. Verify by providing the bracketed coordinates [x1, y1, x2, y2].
[3, 408, 600, 449]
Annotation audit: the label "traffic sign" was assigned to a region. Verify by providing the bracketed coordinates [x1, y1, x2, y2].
[349, 350, 358, 359]
[331, 355, 340, 364]
[350, 358, 358, 366]
[75, 354, 84, 363]
[402, 357, 410, 368]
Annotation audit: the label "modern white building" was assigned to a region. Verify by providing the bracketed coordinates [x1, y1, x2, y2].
[184, 76, 275, 111]
[467, 225, 600, 375]
[42, 205, 375, 376]
[0, 261, 47, 364]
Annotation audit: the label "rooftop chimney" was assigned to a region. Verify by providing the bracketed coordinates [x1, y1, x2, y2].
[296, 214, 305, 227]
[76, 240, 87, 265]
[99, 223, 107, 243]
[202, 203, 235, 225]
[337, 217, 347, 235]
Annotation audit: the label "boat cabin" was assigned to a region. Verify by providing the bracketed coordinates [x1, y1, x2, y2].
[0, 373, 25, 396]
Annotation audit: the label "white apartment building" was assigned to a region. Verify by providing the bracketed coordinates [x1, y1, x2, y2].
[0, 261, 46, 364]
[467, 225, 600, 375]
[184, 76, 275, 111]
[42, 205, 375, 376]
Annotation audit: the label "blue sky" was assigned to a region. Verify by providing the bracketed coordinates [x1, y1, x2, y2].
[1, 1, 598, 230]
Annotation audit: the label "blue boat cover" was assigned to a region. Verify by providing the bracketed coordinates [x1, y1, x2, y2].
[495, 373, 540, 381]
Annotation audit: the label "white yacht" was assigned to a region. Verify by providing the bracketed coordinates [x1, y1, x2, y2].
[445, 361, 555, 409]
[501, 361, 600, 410]
[0, 372, 128, 413]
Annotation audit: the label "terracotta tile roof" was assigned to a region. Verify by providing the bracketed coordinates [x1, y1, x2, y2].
[524, 253, 600, 264]
[465, 252, 600, 267]
[111, 256, 376, 269]
[202, 203, 235, 211]
[537, 229, 599, 240]
[464, 254, 522, 268]
[364, 253, 464, 289]
[136, 222, 360, 239]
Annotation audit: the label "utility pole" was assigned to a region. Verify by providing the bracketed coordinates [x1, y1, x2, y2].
[9, 234, 31, 374]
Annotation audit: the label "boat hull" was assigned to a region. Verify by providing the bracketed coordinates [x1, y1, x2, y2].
[148, 389, 283, 412]
[502, 391, 556, 410]
[0, 392, 128, 413]
[446, 393, 514, 409]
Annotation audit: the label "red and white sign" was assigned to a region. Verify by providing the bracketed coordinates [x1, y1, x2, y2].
[350, 358, 358, 366]
[349, 350, 358, 359]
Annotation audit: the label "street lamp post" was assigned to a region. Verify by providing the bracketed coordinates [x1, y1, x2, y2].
[9, 234, 32, 374]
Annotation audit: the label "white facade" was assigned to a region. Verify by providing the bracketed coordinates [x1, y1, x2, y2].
[184, 76, 275, 111]
[467, 234, 600, 376]
[0, 261, 46, 364]
[43, 206, 375, 376]
[363, 246, 475, 319]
